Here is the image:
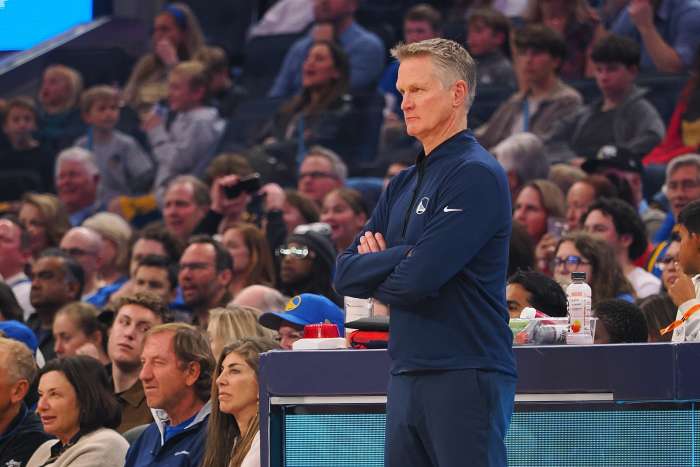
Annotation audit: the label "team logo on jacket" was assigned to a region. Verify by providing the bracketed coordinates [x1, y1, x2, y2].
[5, 460, 21, 467]
[416, 197, 430, 215]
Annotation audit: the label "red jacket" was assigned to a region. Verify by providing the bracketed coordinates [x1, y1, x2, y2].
[644, 84, 699, 165]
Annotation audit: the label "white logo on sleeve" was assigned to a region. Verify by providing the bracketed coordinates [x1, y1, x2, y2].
[443, 206, 463, 213]
[416, 197, 430, 215]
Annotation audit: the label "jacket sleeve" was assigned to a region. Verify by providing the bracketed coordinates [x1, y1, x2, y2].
[544, 107, 585, 163]
[372, 164, 507, 308]
[347, 35, 385, 91]
[620, 99, 666, 159]
[268, 40, 306, 98]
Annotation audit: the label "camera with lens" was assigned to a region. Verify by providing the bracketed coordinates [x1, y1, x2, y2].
[223, 173, 261, 198]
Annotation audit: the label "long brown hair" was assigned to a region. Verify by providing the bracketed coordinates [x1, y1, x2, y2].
[224, 222, 276, 288]
[524, 0, 598, 24]
[200, 337, 280, 467]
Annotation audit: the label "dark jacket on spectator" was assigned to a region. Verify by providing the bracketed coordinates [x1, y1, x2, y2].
[0, 404, 52, 467]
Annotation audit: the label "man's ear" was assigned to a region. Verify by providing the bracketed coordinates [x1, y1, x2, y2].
[453, 80, 468, 108]
[184, 361, 202, 387]
[10, 379, 29, 404]
[620, 233, 633, 249]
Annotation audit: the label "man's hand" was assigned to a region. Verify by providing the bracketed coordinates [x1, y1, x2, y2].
[669, 270, 696, 307]
[260, 183, 286, 211]
[629, 0, 655, 31]
[358, 231, 386, 254]
[210, 174, 241, 214]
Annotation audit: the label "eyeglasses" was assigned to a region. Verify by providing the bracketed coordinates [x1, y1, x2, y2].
[657, 255, 679, 271]
[61, 247, 95, 258]
[299, 171, 337, 181]
[553, 255, 591, 268]
[277, 246, 311, 259]
[667, 179, 700, 191]
[293, 222, 332, 236]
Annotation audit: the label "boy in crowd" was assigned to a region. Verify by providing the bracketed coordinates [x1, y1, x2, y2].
[546, 35, 665, 164]
[142, 61, 224, 201]
[198, 46, 247, 118]
[466, 8, 516, 88]
[75, 85, 155, 206]
[476, 25, 582, 152]
[594, 299, 648, 344]
[1, 97, 54, 192]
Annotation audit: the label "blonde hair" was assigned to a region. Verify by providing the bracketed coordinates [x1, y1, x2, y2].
[42, 64, 84, 113]
[171, 60, 209, 94]
[391, 38, 477, 106]
[80, 85, 119, 114]
[55, 302, 105, 349]
[0, 337, 36, 383]
[83, 212, 133, 274]
[208, 306, 275, 356]
[21, 192, 71, 250]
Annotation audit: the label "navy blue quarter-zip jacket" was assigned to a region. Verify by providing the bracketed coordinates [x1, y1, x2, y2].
[335, 130, 516, 376]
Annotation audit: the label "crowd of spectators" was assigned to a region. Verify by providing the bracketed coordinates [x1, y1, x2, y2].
[3, 0, 700, 465]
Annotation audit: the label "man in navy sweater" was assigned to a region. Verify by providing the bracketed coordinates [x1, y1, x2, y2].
[334, 38, 516, 467]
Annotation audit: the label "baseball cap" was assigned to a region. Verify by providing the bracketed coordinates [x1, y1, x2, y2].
[581, 145, 644, 174]
[0, 320, 38, 353]
[259, 293, 345, 337]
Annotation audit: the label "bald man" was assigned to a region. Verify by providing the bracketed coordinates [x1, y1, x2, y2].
[59, 227, 103, 299]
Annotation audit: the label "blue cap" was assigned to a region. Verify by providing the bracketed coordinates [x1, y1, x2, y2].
[259, 294, 345, 337]
[0, 320, 38, 353]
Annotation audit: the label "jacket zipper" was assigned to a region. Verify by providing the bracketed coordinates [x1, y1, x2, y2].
[401, 158, 426, 238]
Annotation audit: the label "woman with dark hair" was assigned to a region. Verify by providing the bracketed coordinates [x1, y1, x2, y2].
[221, 222, 277, 296]
[258, 40, 354, 164]
[514, 179, 566, 244]
[201, 337, 280, 467]
[52, 302, 109, 365]
[282, 190, 319, 233]
[28, 356, 127, 467]
[320, 188, 369, 251]
[553, 231, 635, 306]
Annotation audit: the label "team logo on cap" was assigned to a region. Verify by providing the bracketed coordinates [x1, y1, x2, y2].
[285, 295, 302, 311]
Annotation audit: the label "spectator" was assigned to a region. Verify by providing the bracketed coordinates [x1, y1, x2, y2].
[163, 175, 210, 243]
[546, 35, 665, 164]
[564, 174, 618, 232]
[513, 179, 566, 244]
[259, 293, 345, 349]
[278, 225, 340, 305]
[28, 251, 84, 361]
[19, 193, 71, 260]
[297, 146, 346, 205]
[59, 227, 103, 301]
[547, 163, 587, 197]
[582, 146, 666, 239]
[523, 0, 605, 79]
[506, 269, 567, 318]
[28, 356, 127, 467]
[320, 187, 368, 251]
[221, 223, 276, 297]
[508, 221, 535, 277]
[125, 323, 214, 467]
[123, 3, 206, 115]
[260, 41, 354, 167]
[282, 189, 320, 233]
[666, 200, 700, 341]
[553, 232, 635, 305]
[132, 255, 178, 304]
[144, 61, 224, 199]
[476, 25, 582, 151]
[75, 85, 155, 205]
[0, 96, 54, 192]
[198, 46, 248, 118]
[206, 306, 275, 360]
[660, 234, 681, 293]
[105, 293, 172, 434]
[201, 337, 280, 467]
[644, 47, 700, 166]
[593, 299, 648, 344]
[231, 285, 288, 313]
[466, 8, 516, 87]
[0, 284, 24, 322]
[0, 216, 33, 319]
[36, 65, 85, 151]
[380, 4, 443, 119]
[638, 294, 676, 342]
[611, 0, 700, 73]
[0, 337, 51, 467]
[179, 236, 233, 327]
[82, 212, 133, 307]
[492, 133, 549, 199]
[52, 302, 109, 365]
[54, 147, 103, 226]
[582, 197, 660, 298]
[269, 0, 385, 98]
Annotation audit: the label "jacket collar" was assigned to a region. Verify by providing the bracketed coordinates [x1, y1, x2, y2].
[151, 400, 211, 446]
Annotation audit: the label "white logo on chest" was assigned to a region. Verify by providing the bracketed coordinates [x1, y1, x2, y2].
[416, 197, 430, 215]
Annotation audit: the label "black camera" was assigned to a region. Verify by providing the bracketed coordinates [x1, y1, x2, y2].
[223, 173, 261, 199]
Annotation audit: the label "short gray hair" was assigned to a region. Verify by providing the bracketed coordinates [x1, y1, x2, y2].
[0, 337, 36, 383]
[666, 153, 700, 181]
[391, 38, 477, 107]
[55, 146, 99, 178]
[492, 133, 548, 186]
[306, 146, 348, 182]
[167, 175, 211, 207]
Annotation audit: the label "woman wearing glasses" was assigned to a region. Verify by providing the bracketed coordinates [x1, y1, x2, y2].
[553, 232, 635, 305]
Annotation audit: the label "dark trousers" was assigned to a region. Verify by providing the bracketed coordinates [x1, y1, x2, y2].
[385, 368, 516, 467]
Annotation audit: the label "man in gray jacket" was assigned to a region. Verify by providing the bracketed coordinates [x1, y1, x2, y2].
[545, 34, 665, 165]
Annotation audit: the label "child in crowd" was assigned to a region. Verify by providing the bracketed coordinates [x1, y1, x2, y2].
[198, 46, 247, 118]
[0, 97, 54, 193]
[546, 35, 665, 164]
[142, 60, 224, 201]
[75, 86, 155, 206]
[36, 64, 86, 150]
[466, 8, 516, 88]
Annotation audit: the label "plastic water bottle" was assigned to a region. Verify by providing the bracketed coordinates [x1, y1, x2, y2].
[565, 271, 593, 344]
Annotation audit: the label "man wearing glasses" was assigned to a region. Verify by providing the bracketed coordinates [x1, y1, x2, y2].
[59, 226, 103, 301]
[297, 146, 346, 205]
[335, 39, 515, 466]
